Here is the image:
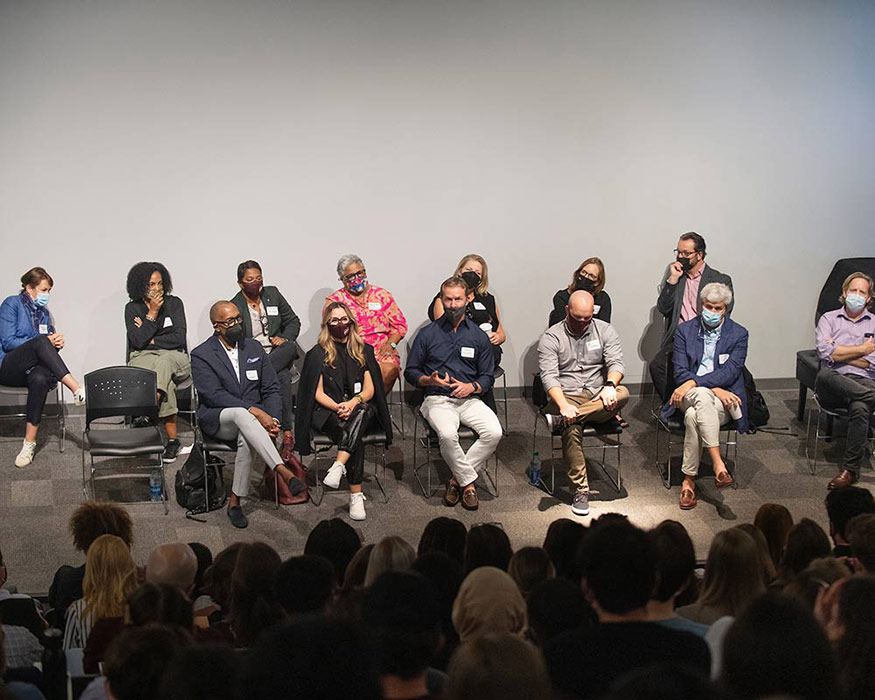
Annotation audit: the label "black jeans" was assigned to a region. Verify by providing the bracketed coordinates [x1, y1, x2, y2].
[816, 368, 875, 473]
[0, 336, 70, 425]
[267, 340, 298, 431]
[319, 403, 374, 486]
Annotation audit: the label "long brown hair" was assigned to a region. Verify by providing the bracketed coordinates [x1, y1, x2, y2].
[319, 301, 366, 368]
[697, 528, 764, 617]
[82, 534, 138, 620]
[454, 254, 489, 296]
[566, 257, 605, 295]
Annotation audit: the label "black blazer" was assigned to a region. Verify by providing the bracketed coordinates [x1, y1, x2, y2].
[190, 336, 282, 437]
[230, 286, 301, 342]
[656, 263, 734, 340]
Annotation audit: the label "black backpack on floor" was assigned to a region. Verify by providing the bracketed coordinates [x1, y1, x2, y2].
[742, 366, 770, 432]
[175, 444, 226, 515]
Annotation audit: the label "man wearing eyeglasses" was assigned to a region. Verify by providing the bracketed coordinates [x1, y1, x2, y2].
[191, 301, 306, 528]
[650, 232, 734, 401]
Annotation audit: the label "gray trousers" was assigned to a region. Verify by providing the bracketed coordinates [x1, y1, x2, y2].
[215, 408, 283, 497]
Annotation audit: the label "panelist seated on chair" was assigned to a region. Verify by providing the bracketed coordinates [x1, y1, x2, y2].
[0, 266, 85, 468]
[538, 289, 629, 518]
[295, 302, 393, 522]
[661, 282, 747, 510]
[232, 259, 301, 453]
[815, 272, 875, 491]
[405, 276, 502, 513]
[191, 301, 305, 530]
[124, 261, 191, 464]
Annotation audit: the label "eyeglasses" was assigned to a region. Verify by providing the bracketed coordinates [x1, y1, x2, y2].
[344, 269, 367, 283]
[258, 315, 269, 334]
[673, 249, 699, 258]
[215, 316, 242, 328]
[578, 270, 598, 281]
[328, 317, 351, 326]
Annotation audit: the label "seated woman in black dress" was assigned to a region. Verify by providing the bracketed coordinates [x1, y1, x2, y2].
[295, 302, 392, 522]
[549, 256, 613, 326]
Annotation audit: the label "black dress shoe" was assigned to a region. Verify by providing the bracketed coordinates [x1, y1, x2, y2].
[227, 506, 249, 528]
[287, 476, 307, 496]
[828, 470, 860, 490]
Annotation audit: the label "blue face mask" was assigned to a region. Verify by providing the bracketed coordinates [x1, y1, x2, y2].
[701, 308, 723, 328]
[348, 277, 367, 293]
[845, 293, 867, 313]
[34, 292, 50, 307]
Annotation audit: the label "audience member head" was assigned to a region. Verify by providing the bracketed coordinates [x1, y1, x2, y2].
[127, 583, 194, 631]
[418, 516, 467, 564]
[753, 503, 794, 571]
[228, 542, 283, 648]
[236, 259, 263, 297]
[304, 518, 361, 586]
[698, 527, 764, 617]
[734, 523, 777, 585]
[362, 572, 442, 691]
[526, 577, 595, 647]
[825, 486, 875, 545]
[508, 547, 555, 598]
[848, 513, 875, 572]
[202, 542, 244, 616]
[160, 646, 239, 700]
[779, 518, 832, 580]
[186, 542, 212, 598]
[454, 254, 490, 296]
[604, 663, 731, 700]
[363, 536, 416, 588]
[446, 633, 551, 700]
[103, 625, 190, 700]
[411, 551, 464, 668]
[829, 575, 875, 700]
[577, 520, 656, 617]
[69, 501, 133, 554]
[82, 534, 138, 619]
[462, 523, 512, 574]
[722, 593, 837, 700]
[651, 520, 696, 603]
[840, 271, 874, 312]
[452, 567, 526, 643]
[341, 543, 374, 592]
[240, 616, 381, 700]
[145, 543, 198, 595]
[275, 555, 337, 616]
[782, 557, 850, 610]
[542, 518, 586, 582]
[126, 261, 172, 302]
[568, 257, 606, 296]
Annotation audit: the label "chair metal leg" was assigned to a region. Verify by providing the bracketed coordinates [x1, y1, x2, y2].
[57, 384, 66, 453]
[797, 382, 807, 423]
[805, 405, 818, 475]
[654, 416, 671, 489]
[372, 445, 389, 503]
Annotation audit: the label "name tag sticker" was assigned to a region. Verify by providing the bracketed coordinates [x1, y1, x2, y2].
[479, 323, 492, 333]
[593, 304, 601, 314]
[460, 346, 475, 358]
[246, 369, 258, 381]
[266, 306, 279, 316]
[368, 302, 381, 311]
[719, 353, 730, 364]
[354, 382, 362, 394]
[163, 317, 173, 328]
[586, 339, 601, 352]
[38, 324, 48, 335]
[473, 301, 486, 310]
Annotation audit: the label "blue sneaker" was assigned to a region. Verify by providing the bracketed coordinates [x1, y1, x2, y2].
[571, 490, 590, 516]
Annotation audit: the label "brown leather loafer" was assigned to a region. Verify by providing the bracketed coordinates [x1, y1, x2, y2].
[679, 487, 697, 510]
[715, 470, 735, 488]
[443, 481, 461, 507]
[461, 487, 479, 511]
[828, 469, 860, 490]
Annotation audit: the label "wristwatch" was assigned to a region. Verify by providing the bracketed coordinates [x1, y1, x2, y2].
[605, 380, 616, 388]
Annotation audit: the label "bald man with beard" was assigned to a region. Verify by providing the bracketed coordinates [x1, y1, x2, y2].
[538, 290, 628, 517]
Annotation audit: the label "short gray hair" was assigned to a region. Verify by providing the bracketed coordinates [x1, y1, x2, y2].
[336, 254, 364, 280]
[700, 282, 733, 306]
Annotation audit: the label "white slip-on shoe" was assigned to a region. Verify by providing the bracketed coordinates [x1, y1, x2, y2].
[349, 492, 367, 521]
[14, 440, 37, 468]
[323, 461, 346, 489]
[73, 387, 86, 406]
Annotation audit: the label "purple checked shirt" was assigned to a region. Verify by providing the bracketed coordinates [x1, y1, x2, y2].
[816, 308, 875, 379]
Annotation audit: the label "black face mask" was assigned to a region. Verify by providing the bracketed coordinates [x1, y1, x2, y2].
[222, 323, 244, 345]
[565, 314, 591, 337]
[461, 271, 481, 292]
[677, 255, 696, 271]
[443, 305, 466, 323]
[574, 275, 595, 293]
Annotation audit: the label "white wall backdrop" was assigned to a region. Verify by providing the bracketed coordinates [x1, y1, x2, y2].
[1, 0, 873, 390]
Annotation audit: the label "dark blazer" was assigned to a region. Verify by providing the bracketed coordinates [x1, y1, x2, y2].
[230, 286, 301, 342]
[191, 335, 282, 437]
[295, 342, 392, 455]
[661, 316, 749, 433]
[124, 295, 187, 352]
[656, 264, 733, 341]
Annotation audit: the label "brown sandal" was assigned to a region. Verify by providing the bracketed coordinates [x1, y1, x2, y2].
[715, 470, 735, 488]
[679, 487, 697, 510]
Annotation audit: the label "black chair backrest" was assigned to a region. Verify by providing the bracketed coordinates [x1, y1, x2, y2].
[84, 366, 159, 428]
[815, 257, 875, 325]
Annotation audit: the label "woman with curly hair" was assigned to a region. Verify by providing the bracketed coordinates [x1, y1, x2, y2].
[63, 534, 138, 649]
[295, 301, 392, 521]
[124, 261, 191, 463]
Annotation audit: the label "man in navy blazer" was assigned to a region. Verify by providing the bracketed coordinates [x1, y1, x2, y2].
[191, 301, 305, 528]
[660, 283, 748, 510]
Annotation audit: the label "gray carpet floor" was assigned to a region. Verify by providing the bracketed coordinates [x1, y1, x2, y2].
[1, 388, 869, 595]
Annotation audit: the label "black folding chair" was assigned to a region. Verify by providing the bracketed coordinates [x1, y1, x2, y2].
[0, 382, 66, 451]
[306, 428, 390, 506]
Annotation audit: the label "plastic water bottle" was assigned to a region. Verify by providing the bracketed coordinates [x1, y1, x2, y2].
[149, 470, 163, 502]
[41, 627, 65, 700]
[527, 451, 542, 486]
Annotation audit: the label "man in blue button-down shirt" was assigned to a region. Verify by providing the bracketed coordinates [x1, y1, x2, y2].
[405, 277, 502, 511]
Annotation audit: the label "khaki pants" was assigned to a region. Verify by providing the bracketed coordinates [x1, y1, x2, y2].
[680, 387, 727, 477]
[546, 387, 629, 491]
[128, 349, 191, 418]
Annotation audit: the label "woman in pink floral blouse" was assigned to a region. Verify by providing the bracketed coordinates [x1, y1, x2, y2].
[326, 254, 407, 393]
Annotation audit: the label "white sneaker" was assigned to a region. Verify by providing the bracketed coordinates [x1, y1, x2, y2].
[323, 461, 346, 489]
[73, 387, 86, 406]
[349, 492, 367, 521]
[14, 441, 36, 468]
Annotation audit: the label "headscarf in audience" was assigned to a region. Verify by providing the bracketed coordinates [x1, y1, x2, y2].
[452, 567, 526, 643]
